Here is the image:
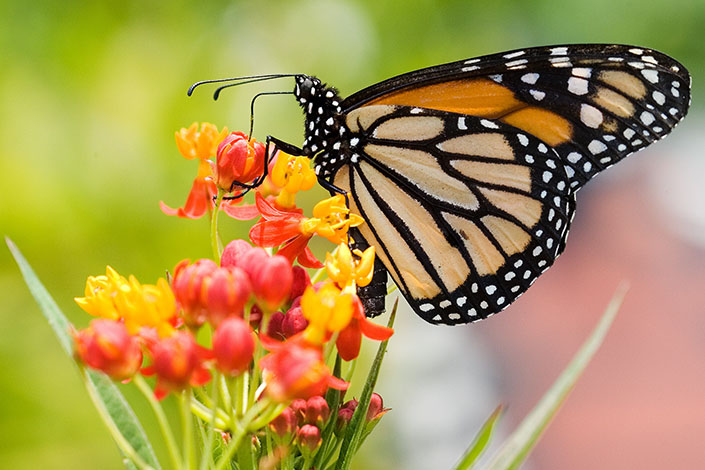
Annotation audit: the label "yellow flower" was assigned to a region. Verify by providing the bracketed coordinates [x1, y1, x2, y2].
[325, 243, 375, 290]
[271, 153, 317, 208]
[75, 266, 176, 337]
[300, 282, 354, 345]
[175, 122, 229, 160]
[300, 194, 365, 244]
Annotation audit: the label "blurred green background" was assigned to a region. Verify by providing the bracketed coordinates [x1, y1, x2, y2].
[1, 0, 703, 469]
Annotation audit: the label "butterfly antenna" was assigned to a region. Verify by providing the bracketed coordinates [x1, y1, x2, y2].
[188, 73, 299, 97]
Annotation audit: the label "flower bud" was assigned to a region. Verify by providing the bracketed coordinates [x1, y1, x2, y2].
[203, 266, 252, 325]
[335, 407, 354, 437]
[304, 396, 330, 427]
[266, 311, 286, 340]
[212, 317, 256, 375]
[172, 259, 218, 327]
[366, 393, 386, 421]
[288, 266, 311, 303]
[214, 132, 265, 191]
[269, 406, 298, 439]
[296, 424, 322, 455]
[74, 319, 142, 381]
[147, 331, 210, 399]
[250, 255, 293, 312]
[290, 399, 307, 426]
[220, 239, 255, 268]
[282, 307, 308, 338]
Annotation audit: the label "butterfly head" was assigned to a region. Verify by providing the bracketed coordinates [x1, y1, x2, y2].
[294, 75, 345, 165]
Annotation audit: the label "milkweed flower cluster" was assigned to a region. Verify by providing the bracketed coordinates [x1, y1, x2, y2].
[70, 122, 394, 470]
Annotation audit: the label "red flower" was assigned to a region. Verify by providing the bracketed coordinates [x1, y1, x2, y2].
[172, 259, 252, 327]
[249, 193, 322, 268]
[220, 239, 294, 312]
[74, 319, 142, 381]
[260, 341, 347, 402]
[143, 331, 211, 400]
[212, 317, 256, 376]
[296, 425, 322, 455]
[269, 407, 298, 439]
[336, 296, 394, 361]
[304, 395, 330, 427]
[160, 162, 217, 219]
[214, 132, 265, 192]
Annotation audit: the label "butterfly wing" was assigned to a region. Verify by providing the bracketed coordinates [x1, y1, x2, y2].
[333, 106, 574, 324]
[342, 44, 690, 191]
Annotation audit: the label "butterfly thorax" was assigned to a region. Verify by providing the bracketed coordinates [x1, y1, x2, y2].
[293, 75, 349, 180]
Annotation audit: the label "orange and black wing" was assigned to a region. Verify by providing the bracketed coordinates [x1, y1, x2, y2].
[329, 44, 689, 324]
[333, 107, 574, 323]
[343, 44, 690, 191]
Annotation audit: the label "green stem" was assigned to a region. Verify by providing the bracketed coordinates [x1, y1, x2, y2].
[210, 189, 225, 262]
[181, 389, 196, 470]
[200, 373, 222, 470]
[79, 369, 157, 470]
[134, 375, 181, 470]
[191, 396, 229, 427]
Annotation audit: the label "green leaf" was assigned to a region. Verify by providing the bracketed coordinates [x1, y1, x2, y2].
[7, 238, 161, 470]
[486, 283, 628, 470]
[453, 405, 503, 470]
[335, 298, 398, 470]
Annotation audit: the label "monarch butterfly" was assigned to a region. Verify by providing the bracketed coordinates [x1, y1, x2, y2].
[197, 44, 691, 325]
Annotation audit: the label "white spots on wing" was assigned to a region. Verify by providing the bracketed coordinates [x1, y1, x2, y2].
[533, 246, 542, 256]
[568, 77, 589, 95]
[628, 61, 645, 69]
[497, 297, 505, 305]
[671, 87, 680, 98]
[669, 107, 678, 116]
[349, 137, 360, 146]
[521, 72, 540, 84]
[550, 46, 568, 55]
[618, 144, 627, 151]
[641, 69, 659, 84]
[504, 50, 526, 59]
[471, 283, 479, 293]
[567, 152, 582, 163]
[542, 171, 552, 183]
[588, 140, 607, 154]
[623, 128, 636, 139]
[480, 119, 499, 129]
[489, 74, 503, 83]
[538, 143, 548, 153]
[525, 154, 534, 163]
[419, 303, 434, 312]
[530, 89, 546, 101]
[603, 135, 616, 142]
[457, 296, 467, 307]
[462, 65, 480, 72]
[325, 117, 334, 126]
[640, 111, 655, 126]
[517, 134, 529, 146]
[410, 107, 423, 114]
[572, 67, 592, 78]
[506, 59, 528, 68]
[514, 260, 523, 268]
[550, 56, 572, 67]
[505, 271, 516, 281]
[480, 301, 489, 309]
[485, 285, 497, 295]
[457, 117, 467, 130]
[468, 308, 477, 317]
[629, 48, 644, 55]
[557, 180, 566, 191]
[464, 58, 480, 65]
[439, 299, 452, 308]
[546, 238, 554, 249]
[449, 313, 461, 320]
[565, 165, 575, 178]
[580, 104, 603, 128]
[600, 157, 612, 164]
[546, 159, 556, 169]
[583, 161, 593, 172]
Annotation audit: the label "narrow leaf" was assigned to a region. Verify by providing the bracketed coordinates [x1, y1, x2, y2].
[487, 283, 628, 470]
[454, 405, 504, 470]
[7, 238, 161, 469]
[335, 298, 398, 470]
